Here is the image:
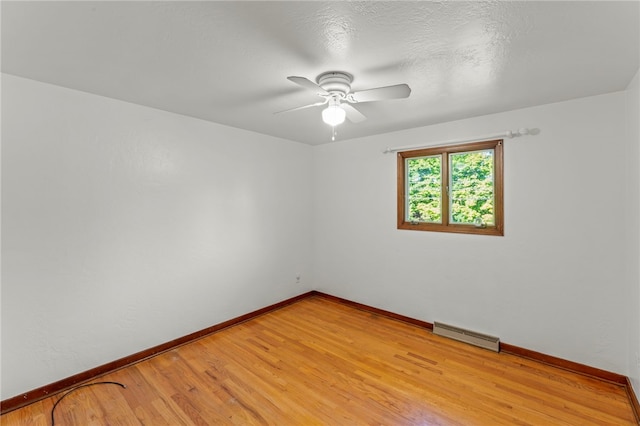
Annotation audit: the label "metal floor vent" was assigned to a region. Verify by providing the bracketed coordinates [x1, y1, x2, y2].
[433, 322, 500, 352]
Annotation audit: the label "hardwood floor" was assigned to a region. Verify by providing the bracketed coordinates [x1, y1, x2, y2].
[2, 295, 637, 425]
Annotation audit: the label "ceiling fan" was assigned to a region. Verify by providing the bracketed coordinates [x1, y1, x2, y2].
[276, 71, 411, 127]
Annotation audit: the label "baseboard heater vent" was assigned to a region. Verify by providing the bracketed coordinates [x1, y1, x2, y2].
[433, 321, 500, 352]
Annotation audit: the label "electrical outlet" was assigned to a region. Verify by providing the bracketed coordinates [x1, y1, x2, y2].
[295, 273, 301, 284]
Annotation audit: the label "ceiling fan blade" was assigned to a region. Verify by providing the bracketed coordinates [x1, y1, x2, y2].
[349, 83, 411, 103]
[274, 99, 328, 114]
[342, 103, 367, 123]
[287, 76, 330, 96]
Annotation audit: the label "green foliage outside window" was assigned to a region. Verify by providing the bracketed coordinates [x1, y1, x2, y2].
[406, 149, 494, 225]
[406, 155, 441, 223]
[450, 150, 494, 225]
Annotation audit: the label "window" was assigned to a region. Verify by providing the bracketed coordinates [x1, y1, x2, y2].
[397, 139, 503, 235]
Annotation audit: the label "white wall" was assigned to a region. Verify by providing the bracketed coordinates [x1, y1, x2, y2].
[313, 92, 630, 375]
[1, 74, 314, 399]
[626, 69, 640, 393]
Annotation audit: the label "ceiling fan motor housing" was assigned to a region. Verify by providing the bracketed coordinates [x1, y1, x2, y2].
[317, 71, 353, 97]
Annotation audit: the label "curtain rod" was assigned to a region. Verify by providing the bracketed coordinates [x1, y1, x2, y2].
[382, 128, 537, 154]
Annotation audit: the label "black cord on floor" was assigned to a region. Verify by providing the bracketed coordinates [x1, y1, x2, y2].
[50, 381, 126, 426]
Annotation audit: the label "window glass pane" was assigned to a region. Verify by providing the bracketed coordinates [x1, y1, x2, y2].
[406, 155, 442, 223]
[449, 149, 495, 225]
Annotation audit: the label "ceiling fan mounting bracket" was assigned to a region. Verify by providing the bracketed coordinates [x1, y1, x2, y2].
[316, 71, 353, 97]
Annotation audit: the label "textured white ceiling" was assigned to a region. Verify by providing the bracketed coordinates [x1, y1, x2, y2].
[2, 1, 639, 145]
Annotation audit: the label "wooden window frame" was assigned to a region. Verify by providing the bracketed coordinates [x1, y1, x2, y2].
[397, 139, 504, 236]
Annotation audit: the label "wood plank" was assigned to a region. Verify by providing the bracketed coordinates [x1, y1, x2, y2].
[2, 295, 636, 425]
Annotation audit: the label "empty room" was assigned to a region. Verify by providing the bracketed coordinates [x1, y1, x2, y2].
[2, 1, 639, 425]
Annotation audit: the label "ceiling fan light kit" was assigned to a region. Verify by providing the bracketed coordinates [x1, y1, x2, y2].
[279, 70, 411, 138]
[322, 99, 346, 126]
